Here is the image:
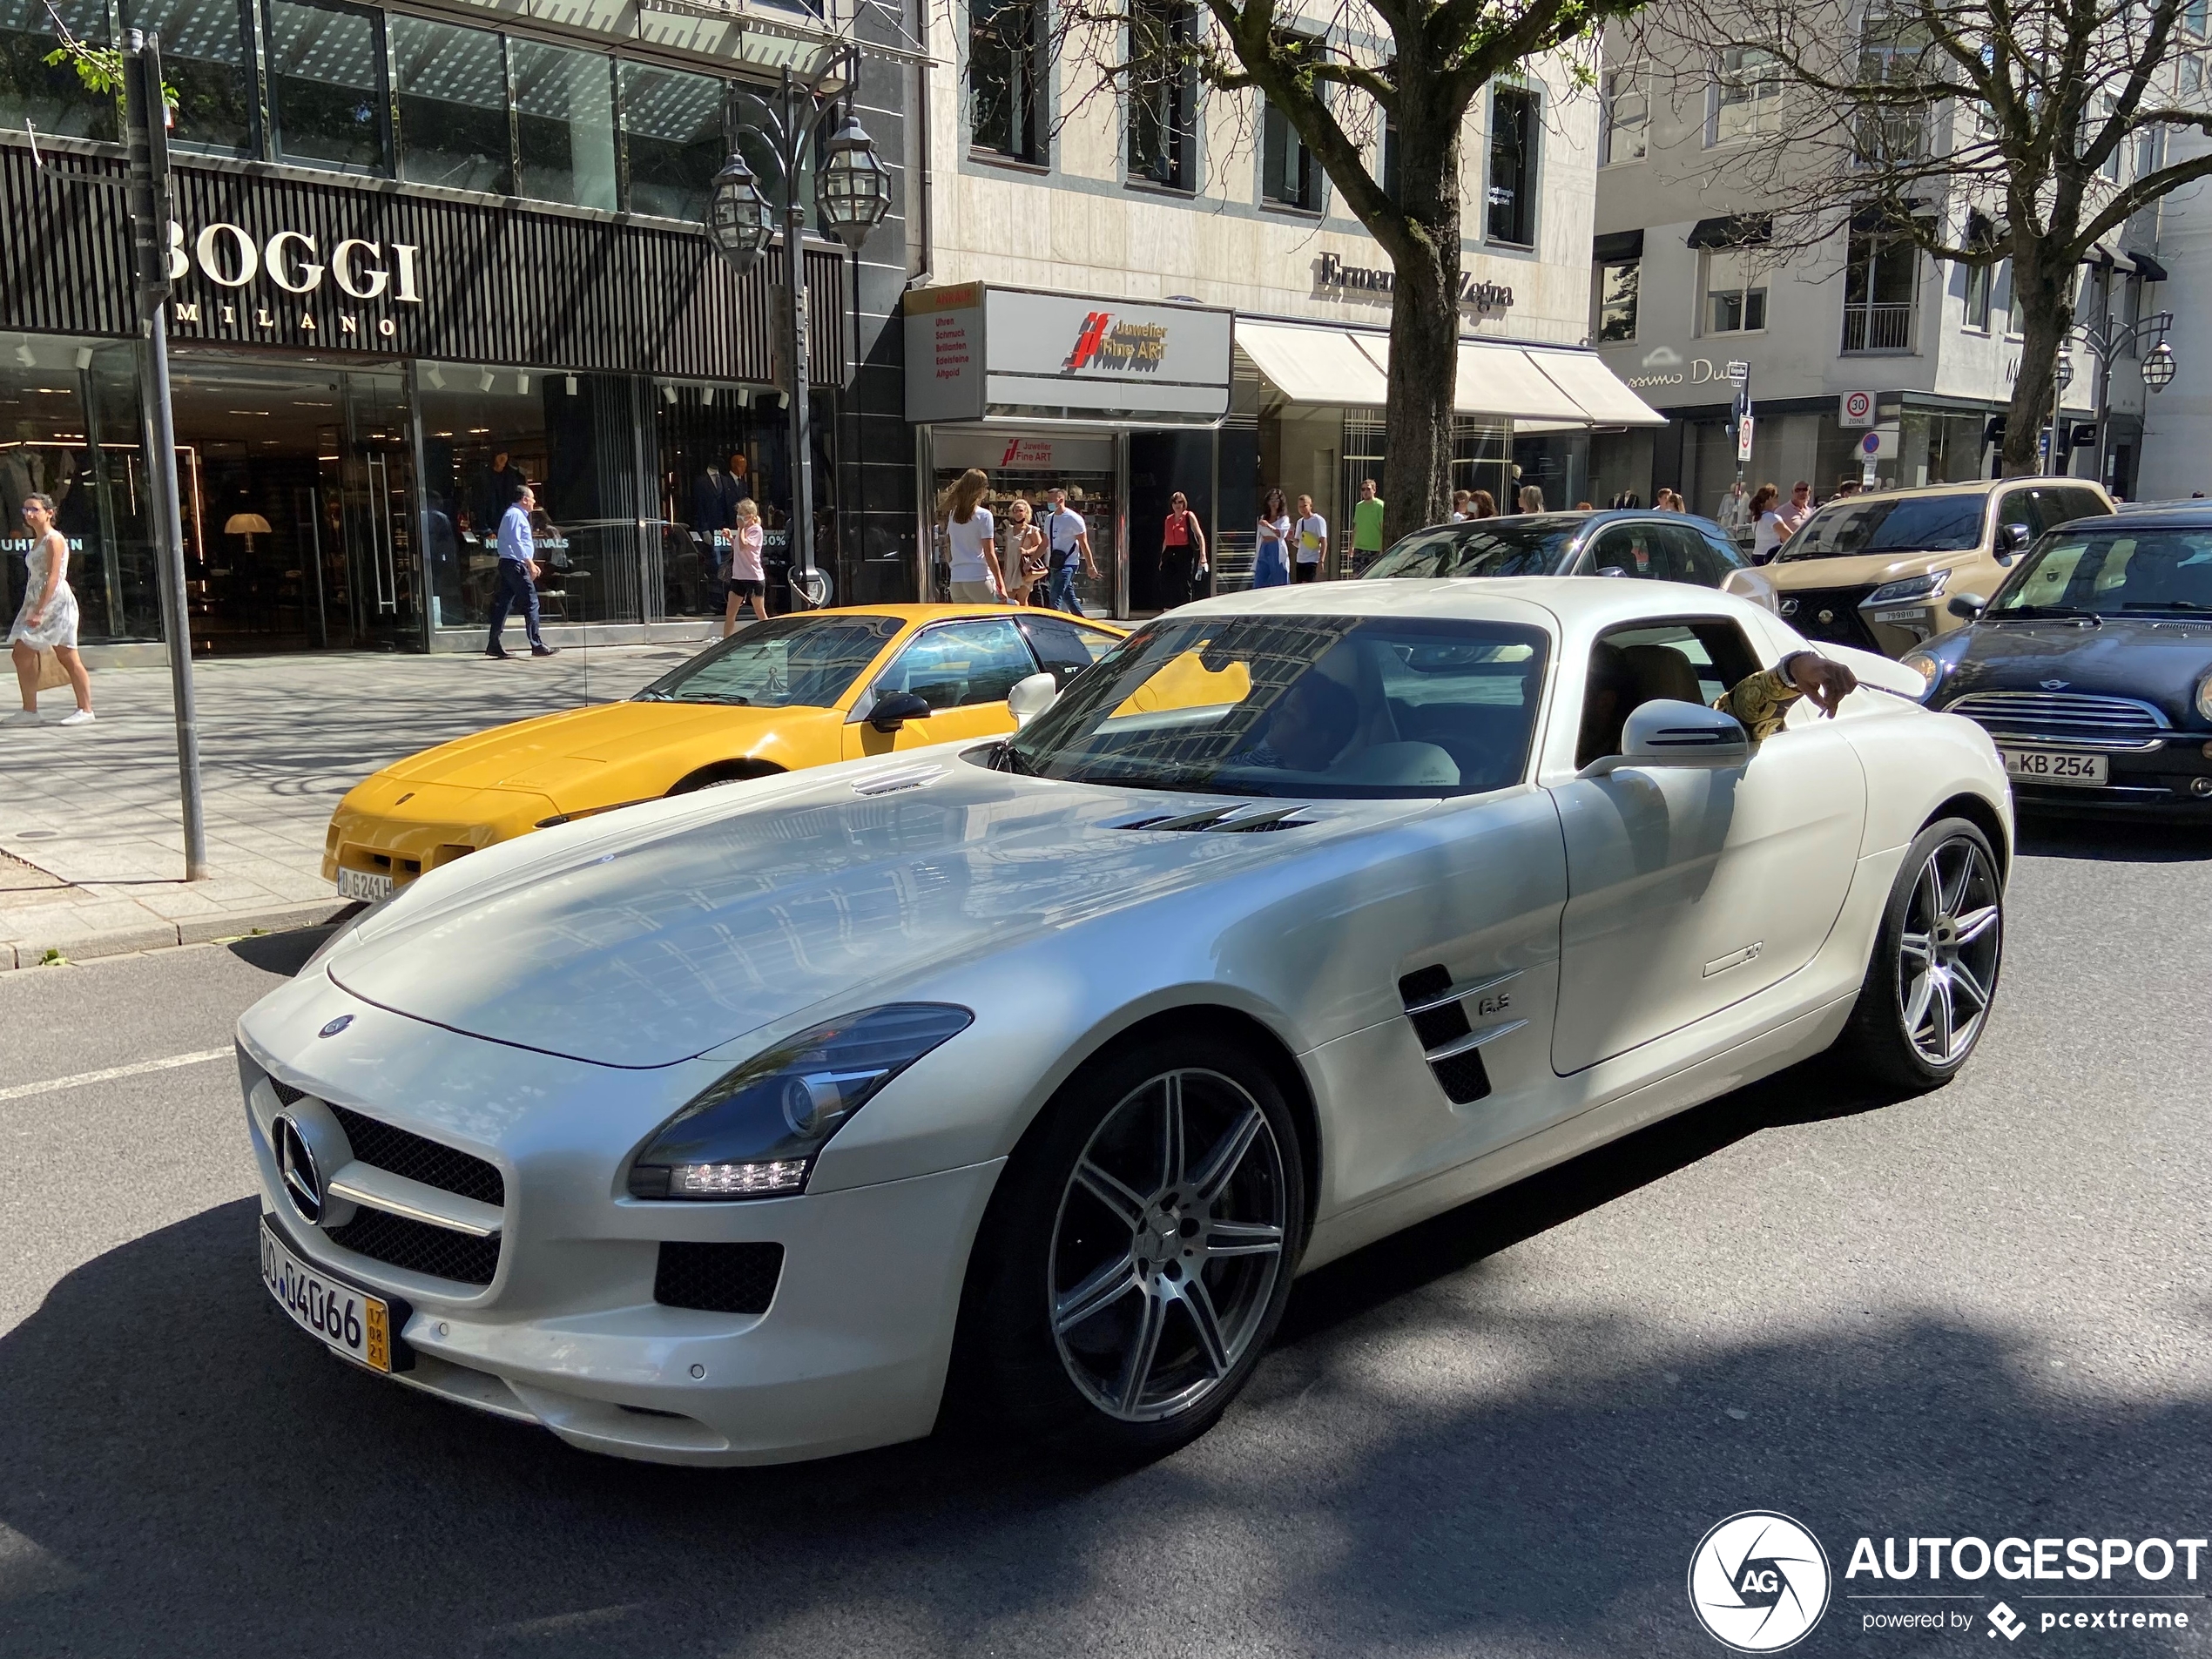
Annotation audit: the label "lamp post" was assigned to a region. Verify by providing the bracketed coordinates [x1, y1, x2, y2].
[704, 60, 891, 607]
[2061, 311, 2176, 490]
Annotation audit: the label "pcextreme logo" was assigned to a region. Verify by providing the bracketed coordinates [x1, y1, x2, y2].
[1689, 1512, 1833, 1652]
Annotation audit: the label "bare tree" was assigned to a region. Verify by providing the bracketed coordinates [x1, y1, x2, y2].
[1642, 0, 2212, 476]
[1042, 0, 1646, 538]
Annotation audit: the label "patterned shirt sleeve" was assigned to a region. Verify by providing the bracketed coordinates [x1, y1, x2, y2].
[1711, 666, 1804, 742]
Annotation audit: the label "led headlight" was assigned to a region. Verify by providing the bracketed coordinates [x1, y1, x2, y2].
[2195, 669, 2212, 725]
[626, 1004, 973, 1200]
[1898, 650, 1944, 700]
[1864, 570, 1950, 607]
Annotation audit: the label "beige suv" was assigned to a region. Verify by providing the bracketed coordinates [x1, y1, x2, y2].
[1766, 478, 2114, 658]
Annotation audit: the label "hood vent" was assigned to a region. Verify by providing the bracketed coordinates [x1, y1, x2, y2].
[1397, 965, 1527, 1104]
[850, 763, 948, 797]
[1114, 803, 1313, 833]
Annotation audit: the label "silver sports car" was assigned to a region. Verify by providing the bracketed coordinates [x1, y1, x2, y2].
[239, 579, 2012, 1465]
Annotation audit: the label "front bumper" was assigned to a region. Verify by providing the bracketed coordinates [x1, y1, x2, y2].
[1962, 725, 2212, 814]
[239, 988, 1003, 1467]
[321, 784, 556, 891]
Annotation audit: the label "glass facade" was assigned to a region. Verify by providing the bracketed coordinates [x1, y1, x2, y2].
[513, 37, 618, 211]
[1, 0, 118, 141]
[122, 0, 257, 153]
[391, 16, 509, 193]
[620, 61, 724, 222]
[266, 0, 389, 173]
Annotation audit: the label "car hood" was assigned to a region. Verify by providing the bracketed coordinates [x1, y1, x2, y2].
[1935, 615, 2212, 724]
[1767, 550, 1983, 589]
[325, 752, 1429, 1068]
[381, 700, 823, 792]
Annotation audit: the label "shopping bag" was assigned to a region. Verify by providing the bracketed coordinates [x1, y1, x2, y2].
[35, 649, 71, 692]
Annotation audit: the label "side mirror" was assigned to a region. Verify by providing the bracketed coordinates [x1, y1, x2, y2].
[1947, 592, 1987, 621]
[1996, 522, 2032, 556]
[1579, 699, 1750, 779]
[1595, 565, 1630, 579]
[867, 690, 933, 732]
[1007, 671, 1059, 728]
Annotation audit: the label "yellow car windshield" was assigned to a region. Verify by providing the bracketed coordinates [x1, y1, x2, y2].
[637, 615, 904, 708]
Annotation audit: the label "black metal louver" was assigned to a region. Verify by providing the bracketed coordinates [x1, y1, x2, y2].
[1396, 964, 1528, 1105]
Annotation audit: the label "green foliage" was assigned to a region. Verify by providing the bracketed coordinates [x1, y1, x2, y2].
[39, 37, 177, 107]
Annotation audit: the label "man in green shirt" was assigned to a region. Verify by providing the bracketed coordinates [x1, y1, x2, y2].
[1350, 478, 1386, 573]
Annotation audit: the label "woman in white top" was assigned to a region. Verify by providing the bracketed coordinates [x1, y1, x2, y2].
[1253, 487, 1291, 588]
[1748, 483, 1785, 562]
[941, 468, 1005, 603]
[8, 492, 92, 725]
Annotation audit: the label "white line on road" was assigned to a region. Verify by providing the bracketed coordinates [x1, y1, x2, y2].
[0, 1048, 231, 1103]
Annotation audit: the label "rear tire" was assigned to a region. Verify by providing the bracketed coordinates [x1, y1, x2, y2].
[1832, 816, 2004, 1090]
[952, 1033, 1305, 1463]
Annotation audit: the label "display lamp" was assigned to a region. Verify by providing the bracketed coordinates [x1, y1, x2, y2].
[814, 111, 893, 251]
[2143, 340, 2177, 393]
[706, 151, 775, 272]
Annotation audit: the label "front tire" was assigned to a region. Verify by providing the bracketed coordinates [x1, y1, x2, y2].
[1833, 816, 2004, 1090]
[954, 1034, 1305, 1461]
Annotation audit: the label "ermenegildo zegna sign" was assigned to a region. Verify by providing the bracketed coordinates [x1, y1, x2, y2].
[0, 145, 844, 384]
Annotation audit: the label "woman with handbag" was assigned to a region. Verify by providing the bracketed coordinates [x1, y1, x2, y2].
[1253, 488, 1291, 588]
[1001, 497, 1045, 605]
[1157, 491, 1206, 609]
[7, 492, 92, 726]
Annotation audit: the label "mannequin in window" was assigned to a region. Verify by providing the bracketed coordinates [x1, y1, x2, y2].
[693, 462, 738, 539]
[726, 452, 752, 506]
[473, 451, 524, 532]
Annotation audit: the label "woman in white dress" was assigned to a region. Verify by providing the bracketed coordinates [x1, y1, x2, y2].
[8, 493, 93, 725]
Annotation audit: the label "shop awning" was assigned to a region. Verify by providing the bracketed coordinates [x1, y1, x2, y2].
[1687, 213, 1772, 249]
[1523, 347, 1668, 428]
[2131, 249, 2170, 282]
[1356, 334, 1662, 428]
[1593, 228, 1644, 264]
[1236, 321, 1391, 407]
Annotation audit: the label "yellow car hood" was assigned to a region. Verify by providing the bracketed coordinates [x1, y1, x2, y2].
[383, 699, 831, 795]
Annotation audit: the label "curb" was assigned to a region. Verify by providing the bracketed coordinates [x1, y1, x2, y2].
[0, 899, 352, 970]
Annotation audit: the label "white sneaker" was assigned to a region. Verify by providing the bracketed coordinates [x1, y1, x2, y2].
[57, 709, 95, 726]
[1, 710, 40, 726]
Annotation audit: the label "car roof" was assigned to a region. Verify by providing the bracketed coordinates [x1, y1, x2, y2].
[2067, 506, 2212, 530]
[1817, 477, 2104, 506]
[1397, 508, 1737, 540]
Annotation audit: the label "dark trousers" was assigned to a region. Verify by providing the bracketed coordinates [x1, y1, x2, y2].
[487, 560, 545, 651]
[1157, 550, 1195, 610]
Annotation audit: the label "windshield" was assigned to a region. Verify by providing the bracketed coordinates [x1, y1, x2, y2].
[1003, 615, 1548, 799]
[1777, 494, 1986, 560]
[1359, 516, 1581, 580]
[636, 614, 903, 707]
[1990, 526, 2212, 617]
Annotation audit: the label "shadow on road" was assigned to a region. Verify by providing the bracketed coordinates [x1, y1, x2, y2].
[2016, 812, 2212, 863]
[226, 915, 354, 978]
[1, 1064, 2199, 1658]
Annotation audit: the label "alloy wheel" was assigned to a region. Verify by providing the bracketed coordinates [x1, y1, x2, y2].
[1896, 837, 2002, 1067]
[1048, 1069, 1289, 1423]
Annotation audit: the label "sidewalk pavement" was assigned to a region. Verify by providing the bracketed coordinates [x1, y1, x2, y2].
[0, 637, 709, 968]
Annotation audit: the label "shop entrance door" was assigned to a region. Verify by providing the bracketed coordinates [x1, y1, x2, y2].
[333, 373, 418, 651]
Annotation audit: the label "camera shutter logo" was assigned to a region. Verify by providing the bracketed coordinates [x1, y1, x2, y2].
[273, 1115, 324, 1224]
[1688, 1511, 1831, 1652]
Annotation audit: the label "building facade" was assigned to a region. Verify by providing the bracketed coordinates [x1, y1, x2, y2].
[903, 4, 1661, 610]
[0, 0, 915, 657]
[2138, 122, 2212, 501]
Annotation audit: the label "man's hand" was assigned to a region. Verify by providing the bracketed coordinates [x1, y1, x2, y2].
[1784, 650, 1858, 718]
[527, 561, 542, 581]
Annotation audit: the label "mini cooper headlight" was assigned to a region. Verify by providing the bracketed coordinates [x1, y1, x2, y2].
[1898, 650, 1945, 700]
[2196, 669, 2212, 725]
[1864, 570, 1950, 607]
[626, 1004, 973, 1200]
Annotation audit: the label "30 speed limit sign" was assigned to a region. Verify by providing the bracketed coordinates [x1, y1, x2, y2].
[1840, 390, 1876, 427]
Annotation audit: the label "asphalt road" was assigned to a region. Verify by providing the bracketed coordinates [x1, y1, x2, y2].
[3, 815, 2209, 1658]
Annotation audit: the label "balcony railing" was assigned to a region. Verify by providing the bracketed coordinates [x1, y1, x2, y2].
[1842, 303, 1915, 352]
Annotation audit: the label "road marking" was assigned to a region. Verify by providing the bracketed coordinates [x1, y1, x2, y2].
[0, 1048, 230, 1103]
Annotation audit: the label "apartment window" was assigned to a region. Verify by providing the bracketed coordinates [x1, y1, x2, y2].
[2137, 123, 2163, 179]
[2098, 93, 2122, 179]
[1381, 114, 1400, 201]
[1263, 67, 1321, 210]
[1596, 260, 1639, 341]
[1128, 0, 1195, 190]
[1708, 45, 1782, 145]
[1600, 61, 1649, 165]
[120, 0, 256, 153]
[623, 63, 725, 220]
[2188, 0, 2209, 36]
[512, 37, 618, 210]
[1842, 226, 1919, 351]
[390, 17, 509, 193]
[1999, 258, 2019, 337]
[2, 0, 119, 139]
[2185, 55, 2205, 96]
[1701, 249, 1767, 334]
[968, 0, 1043, 162]
[1487, 84, 1538, 246]
[266, 0, 389, 173]
[1962, 261, 1993, 330]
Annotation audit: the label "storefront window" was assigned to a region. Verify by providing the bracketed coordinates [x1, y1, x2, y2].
[621, 61, 724, 222]
[1127, 0, 1194, 190]
[122, 0, 256, 153]
[1487, 84, 1537, 246]
[266, 0, 388, 172]
[391, 16, 510, 194]
[2, 0, 118, 141]
[513, 38, 618, 211]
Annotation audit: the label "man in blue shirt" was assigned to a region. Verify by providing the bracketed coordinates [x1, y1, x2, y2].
[487, 483, 556, 659]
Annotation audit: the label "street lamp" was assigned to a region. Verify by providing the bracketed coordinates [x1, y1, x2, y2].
[2143, 339, 2178, 393]
[703, 58, 887, 607]
[2059, 310, 2176, 486]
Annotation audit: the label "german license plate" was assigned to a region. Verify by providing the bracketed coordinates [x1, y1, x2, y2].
[260, 1216, 402, 1372]
[336, 867, 393, 901]
[2000, 748, 2107, 786]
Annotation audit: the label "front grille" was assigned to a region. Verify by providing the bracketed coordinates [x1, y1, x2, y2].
[655, 1242, 785, 1315]
[324, 1208, 501, 1286]
[1946, 690, 2170, 736]
[327, 1103, 506, 1208]
[1778, 587, 1881, 651]
[271, 1078, 305, 1107]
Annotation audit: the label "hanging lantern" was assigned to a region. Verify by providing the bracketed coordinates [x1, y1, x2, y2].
[2143, 339, 2177, 393]
[705, 150, 774, 272]
[813, 110, 893, 252]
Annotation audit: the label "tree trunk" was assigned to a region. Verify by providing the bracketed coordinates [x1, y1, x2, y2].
[1376, 98, 1461, 548]
[2002, 245, 2075, 479]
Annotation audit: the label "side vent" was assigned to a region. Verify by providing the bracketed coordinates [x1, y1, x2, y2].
[1396, 965, 1528, 1105]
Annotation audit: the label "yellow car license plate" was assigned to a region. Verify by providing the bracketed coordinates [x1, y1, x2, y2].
[260, 1216, 402, 1372]
[336, 867, 394, 902]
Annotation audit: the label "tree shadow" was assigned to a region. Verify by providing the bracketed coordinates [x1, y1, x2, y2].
[2015, 812, 2212, 864]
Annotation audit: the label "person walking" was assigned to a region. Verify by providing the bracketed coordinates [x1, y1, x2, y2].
[1350, 477, 1386, 572]
[1777, 480, 1815, 539]
[1000, 497, 1045, 605]
[486, 484, 556, 658]
[1157, 491, 1207, 609]
[1292, 494, 1326, 582]
[941, 469, 1005, 603]
[1748, 483, 1786, 562]
[1716, 482, 1750, 537]
[721, 497, 772, 634]
[1518, 483, 1546, 513]
[1253, 488, 1292, 588]
[1043, 487, 1099, 614]
[7, 493, 93, 725]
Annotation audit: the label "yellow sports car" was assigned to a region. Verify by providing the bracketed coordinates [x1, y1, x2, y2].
[325, 604, 1126, 900]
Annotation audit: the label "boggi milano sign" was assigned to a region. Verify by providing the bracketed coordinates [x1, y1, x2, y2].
[163, 219, 423, 344]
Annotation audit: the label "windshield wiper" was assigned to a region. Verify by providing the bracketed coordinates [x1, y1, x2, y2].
[632, 688, 671, 701]
[2122, 600, 2212, 612]
[1990, 604, 2098, 621]
[988, 740, 1037, 776]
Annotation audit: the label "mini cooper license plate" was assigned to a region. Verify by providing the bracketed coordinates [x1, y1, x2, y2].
[336, 867, 394, 902]
[260, 1217, 404, 1372]
[2000, 748, 2107, 786]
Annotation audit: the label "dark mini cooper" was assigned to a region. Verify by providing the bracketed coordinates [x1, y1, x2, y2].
[1906, 507, 2212, 813]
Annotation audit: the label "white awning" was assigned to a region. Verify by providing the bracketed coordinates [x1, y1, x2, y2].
[1524, 347, 1668, 428]
[1353, 335, 1590, 424]
[1235, 321, 1390, 407]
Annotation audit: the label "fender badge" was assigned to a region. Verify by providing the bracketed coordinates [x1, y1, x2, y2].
[319, 1015, 354, 1038]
